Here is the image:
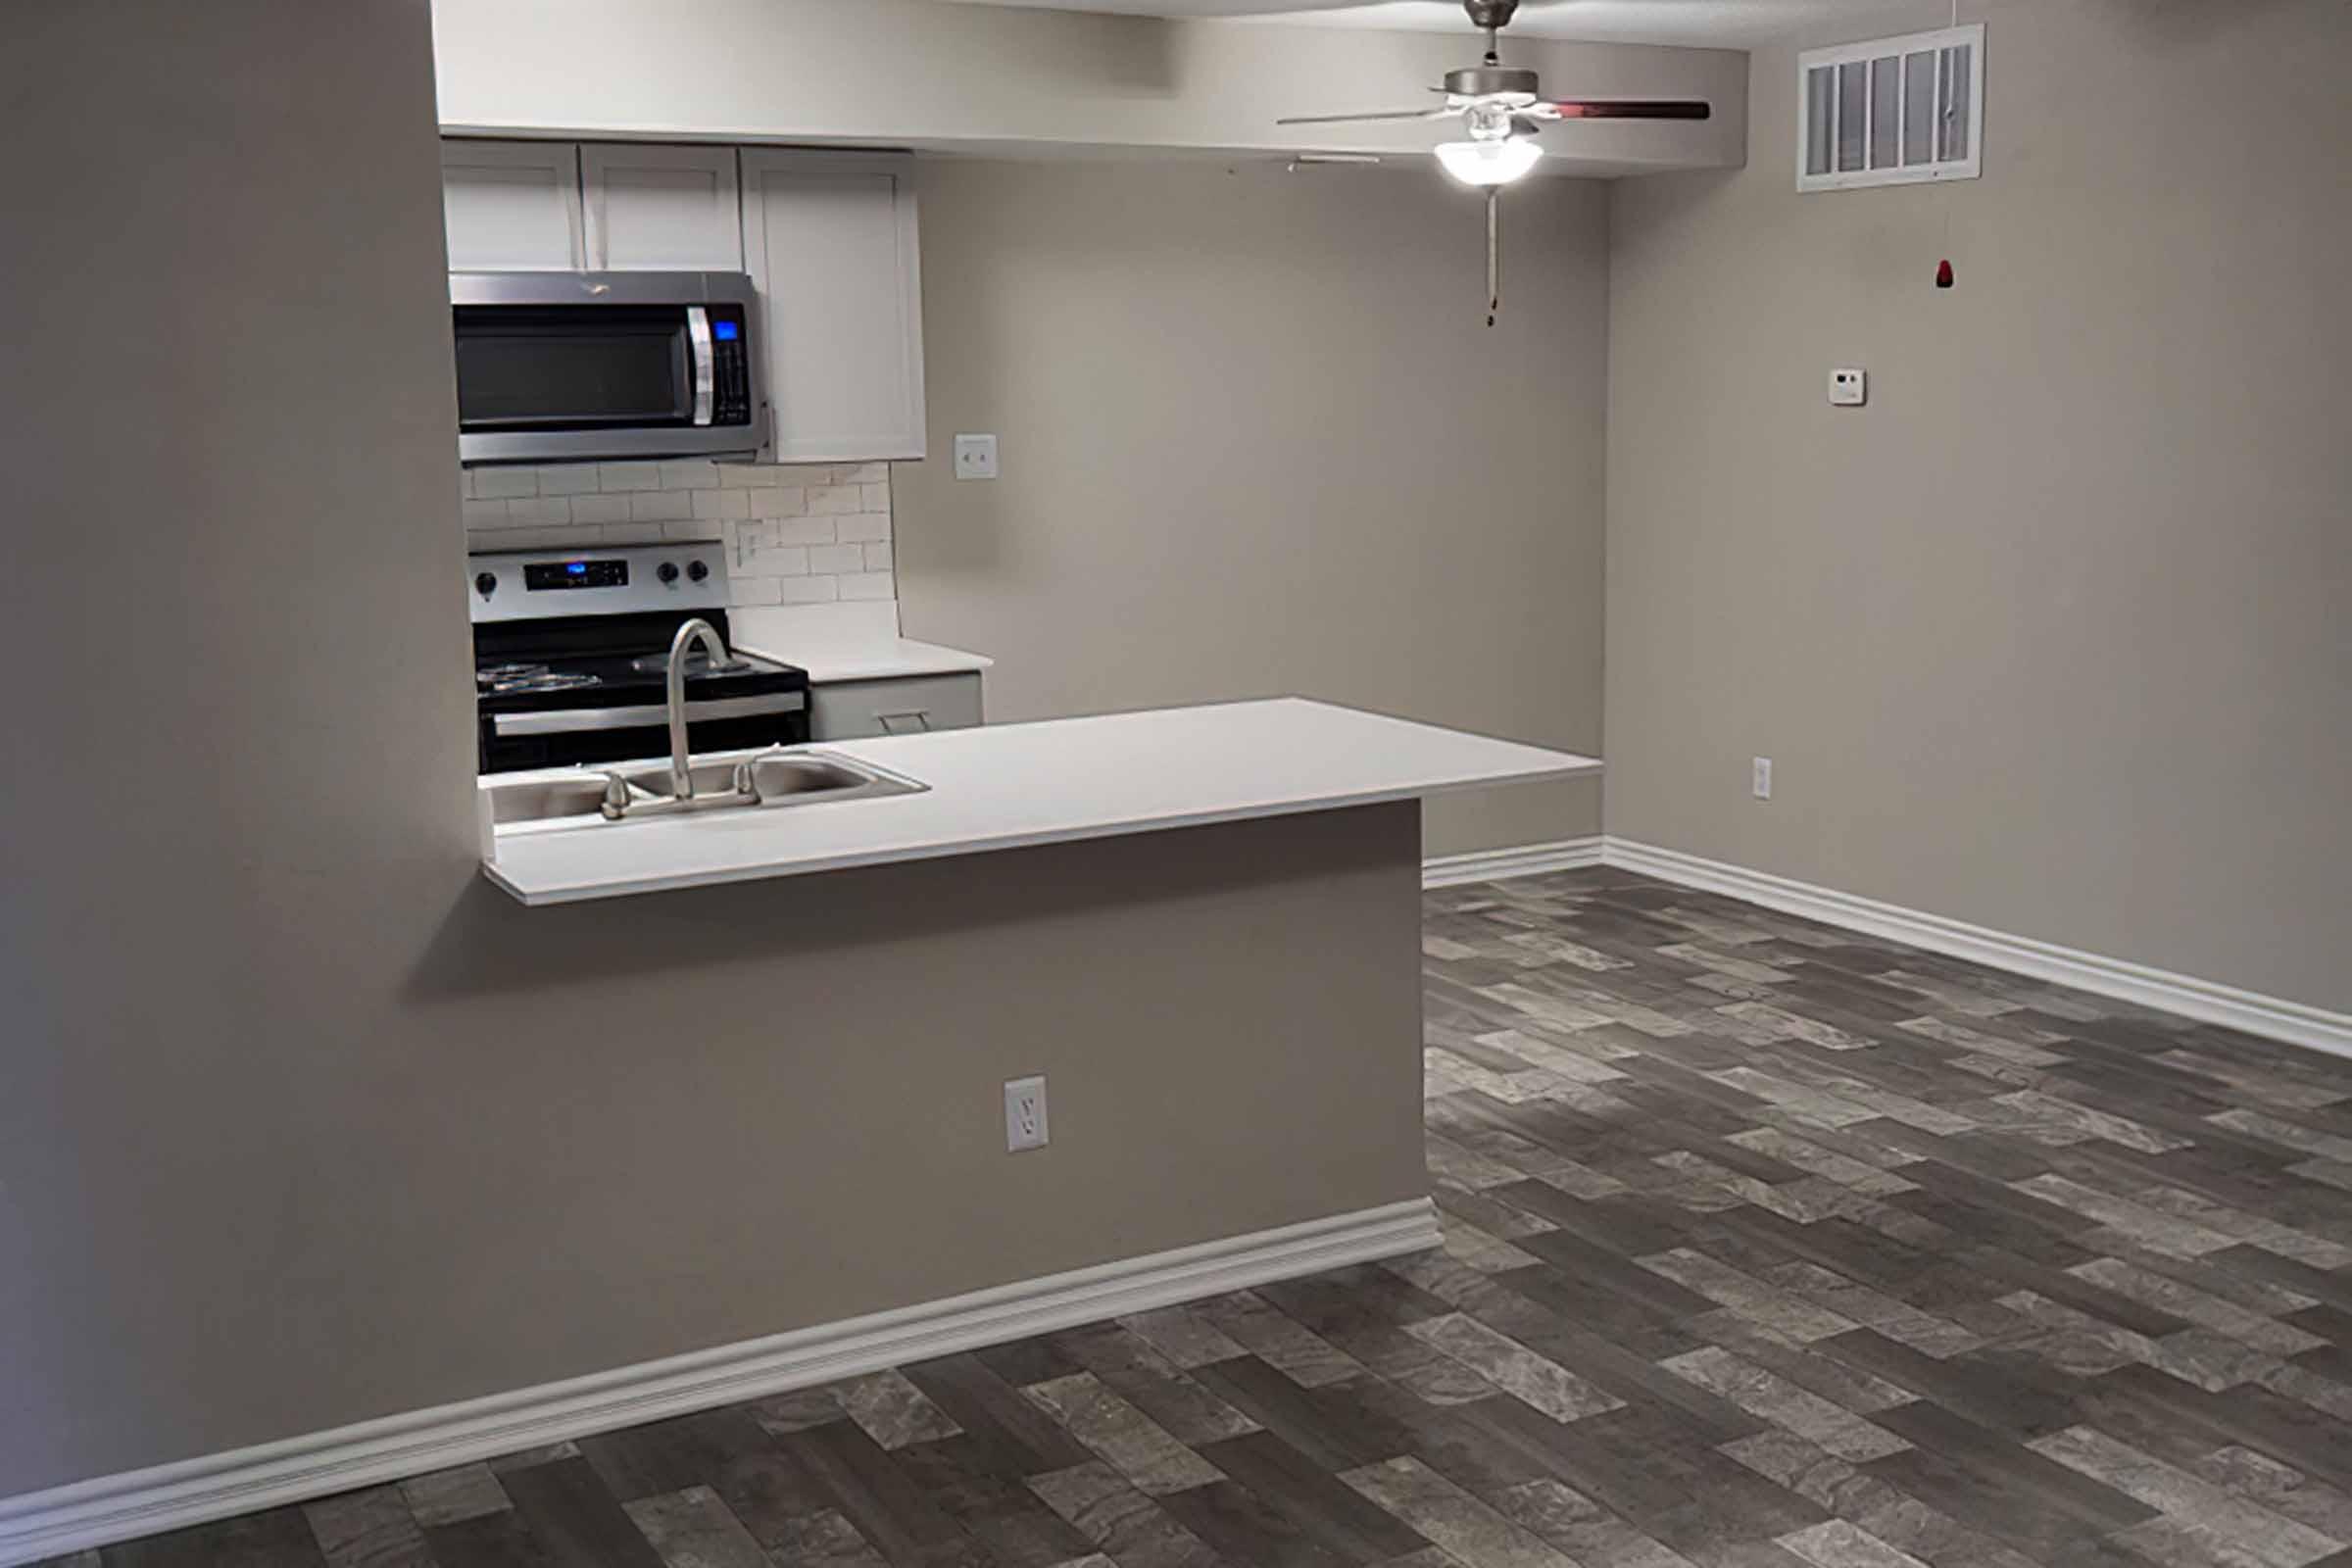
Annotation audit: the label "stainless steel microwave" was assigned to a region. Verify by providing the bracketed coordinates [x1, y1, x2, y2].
[450, 270, 763, 466]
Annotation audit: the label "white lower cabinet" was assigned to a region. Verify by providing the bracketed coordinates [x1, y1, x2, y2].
[810, 673, 982, 743]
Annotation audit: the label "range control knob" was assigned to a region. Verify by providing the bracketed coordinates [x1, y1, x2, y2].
[687, 559, 710, 583]
[657, 562, 680, 585]
[473, 571, 497, 599]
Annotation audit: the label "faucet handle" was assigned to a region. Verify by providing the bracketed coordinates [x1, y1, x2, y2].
[600, 770, 634, 820]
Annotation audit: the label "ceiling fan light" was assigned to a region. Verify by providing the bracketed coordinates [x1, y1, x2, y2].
[1434, 136, 1543, 187]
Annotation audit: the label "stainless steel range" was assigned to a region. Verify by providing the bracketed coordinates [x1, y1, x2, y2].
[467, 543, 808, 773]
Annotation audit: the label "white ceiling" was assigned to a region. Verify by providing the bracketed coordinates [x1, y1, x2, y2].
[926, 0, 1942, 47]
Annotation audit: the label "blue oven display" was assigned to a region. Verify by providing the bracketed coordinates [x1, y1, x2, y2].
[523, 560, 628, 591]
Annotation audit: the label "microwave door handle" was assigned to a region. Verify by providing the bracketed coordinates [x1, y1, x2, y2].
[686, 306, 715, 427]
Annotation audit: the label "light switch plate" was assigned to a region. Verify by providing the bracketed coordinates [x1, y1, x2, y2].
[954, 432, 999, 480]
[1829, 368, 1867, 407]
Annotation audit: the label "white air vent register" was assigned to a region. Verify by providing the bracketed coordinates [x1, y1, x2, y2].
[1798, 24, 1984, 192]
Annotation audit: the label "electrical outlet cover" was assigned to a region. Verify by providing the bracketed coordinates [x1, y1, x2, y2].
[1752, 757, 1774, 800]
[1829, 368, 1867, 407]
[954, 432, 999, 480]
[1004, 1075, 1049, 1152]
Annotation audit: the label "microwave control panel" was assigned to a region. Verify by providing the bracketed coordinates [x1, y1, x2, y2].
[710, 310, 753, 428]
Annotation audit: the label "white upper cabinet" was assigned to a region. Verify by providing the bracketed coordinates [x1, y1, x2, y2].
[441, 140, 585, 270]
[582, 144, 743, 271]
[741, 152, 928, 463]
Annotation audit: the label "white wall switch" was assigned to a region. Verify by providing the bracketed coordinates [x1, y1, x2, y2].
[1004, 1074, 1049, 1152]
[1752, 757, 1774, 800]
[954, 432, 999, 480]
[1829, 368, 1867, 407]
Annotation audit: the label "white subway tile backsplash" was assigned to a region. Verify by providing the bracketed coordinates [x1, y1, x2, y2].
[629, 491, 695, 522]
[750, 487, 808, 518]
[774, 575, 839, 604]
[535, 465, 603, 496]
[659, 459, 721, 492]
[462, 463, 893, 608]
[485, 525, 594, 550]
[566, 493, 631, 525]
[598, 461, 663, 493]
[728, 576, 785, 607]
[472, 466, 539, 499]
[506, 496, 572, 525]
[770, 516, 836, 548]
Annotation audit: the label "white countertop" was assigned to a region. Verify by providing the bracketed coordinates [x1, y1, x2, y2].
[729, 602, 993, 683]
[481, 698, 1599, 906]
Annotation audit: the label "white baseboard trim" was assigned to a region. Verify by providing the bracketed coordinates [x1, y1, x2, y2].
[0, 1198, 1440, 1566]
[1422, 835, 1603, 889]
[1602, 837, 2352, 1062]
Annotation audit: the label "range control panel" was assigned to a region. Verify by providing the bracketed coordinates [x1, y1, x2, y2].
[467, 542, 725, 624]
[523, 559, 628, 591]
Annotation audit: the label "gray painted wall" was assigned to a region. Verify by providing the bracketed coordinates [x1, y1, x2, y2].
[893, 159, 1611, 856]
[1604, 0, 2352, 1012]
[0, 0, 1424, 1499]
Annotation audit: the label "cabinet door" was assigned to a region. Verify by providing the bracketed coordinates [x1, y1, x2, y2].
[441, 140, 585, 270]
[740, 152, 927, 463]
[809, 674, 983, 742]
[582, 143, 743, 271]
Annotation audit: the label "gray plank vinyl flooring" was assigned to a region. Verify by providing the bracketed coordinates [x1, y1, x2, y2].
[50, 869, 2352, 1568]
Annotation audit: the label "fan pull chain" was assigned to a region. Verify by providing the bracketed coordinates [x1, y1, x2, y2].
[1486, 189, 1501, 328]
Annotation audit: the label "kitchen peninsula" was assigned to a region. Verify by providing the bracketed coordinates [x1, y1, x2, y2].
[463, 698, 1594, 1380]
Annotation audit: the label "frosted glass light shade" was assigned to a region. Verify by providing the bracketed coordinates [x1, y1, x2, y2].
[1434, 137, 1543, 186]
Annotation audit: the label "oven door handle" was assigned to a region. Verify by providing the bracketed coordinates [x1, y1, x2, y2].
[686, 305, 715, 427]
[491, 692, 805, 737]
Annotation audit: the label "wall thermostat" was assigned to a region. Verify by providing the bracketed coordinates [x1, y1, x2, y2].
[1830, 368, 1868, 407]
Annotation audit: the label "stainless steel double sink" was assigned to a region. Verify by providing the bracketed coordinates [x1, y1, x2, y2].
[486, 750, 925, 827]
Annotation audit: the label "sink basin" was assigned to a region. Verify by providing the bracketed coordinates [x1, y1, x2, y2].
[622, 754, 880, 803]
[486, 776, 612, 825]
[484, 749, 923, 827]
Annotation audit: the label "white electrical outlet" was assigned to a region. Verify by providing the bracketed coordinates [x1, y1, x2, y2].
[1004, 1075, 1049, 1152]
[1829, 368, 1867, 407]
[1752, 757, 1774, 800]
[954, 432, 999, 480]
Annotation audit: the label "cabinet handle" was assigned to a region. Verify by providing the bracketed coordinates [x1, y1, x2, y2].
[875, 710, 932, 734]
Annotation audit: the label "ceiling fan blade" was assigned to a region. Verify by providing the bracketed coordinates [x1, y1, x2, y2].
[1277, 107, 1456, 125]
[1532, 99, 1713, 121]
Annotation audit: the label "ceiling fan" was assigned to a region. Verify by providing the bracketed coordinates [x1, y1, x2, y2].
[1277, 0, 1710, 324]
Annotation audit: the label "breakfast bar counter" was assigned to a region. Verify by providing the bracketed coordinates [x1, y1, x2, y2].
[479, 697, 1598, 906]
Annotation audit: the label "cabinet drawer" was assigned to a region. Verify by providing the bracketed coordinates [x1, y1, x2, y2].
[809, 673, 982, 741]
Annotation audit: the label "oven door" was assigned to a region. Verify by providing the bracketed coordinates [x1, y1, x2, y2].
[479, 691, 809, 773]
[452, 271, 760, 466]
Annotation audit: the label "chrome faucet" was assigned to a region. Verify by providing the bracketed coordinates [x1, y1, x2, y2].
[665, 616, 730, 799]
